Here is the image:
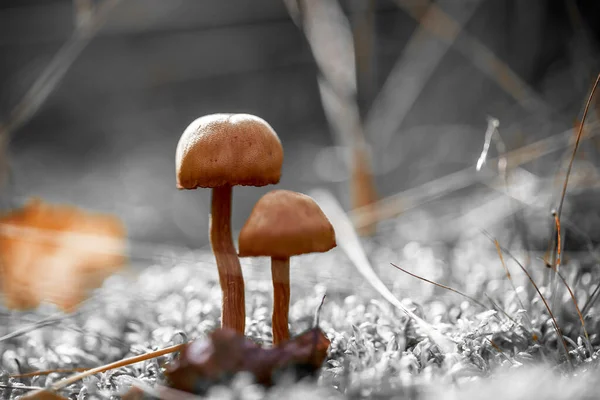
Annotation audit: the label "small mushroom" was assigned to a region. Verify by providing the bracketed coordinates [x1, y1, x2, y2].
[176, 114, 283, 334]
[238, 190, 336, 344]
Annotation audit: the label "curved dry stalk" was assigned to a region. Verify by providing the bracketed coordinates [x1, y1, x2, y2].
[581, 286, 600, 324]
[313, 294, 327, 327]
[484, 293, 520, 327]
[549, 212, 590, 351]
[311, 189, 457, 353]
[555, 73, 600, 221]
[550, 211, 563, 313]
[549, 73, 600, 311]
[390, 263, 489, 311]
[483, 232, 572, 369]
[492, 238, 527, 314]
[555, 271, 592, 354]
[0, 307, 91, 343]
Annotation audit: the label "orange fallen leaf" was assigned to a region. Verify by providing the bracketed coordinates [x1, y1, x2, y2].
[166, 327, 330, 394]
[0, 198, 127, 311]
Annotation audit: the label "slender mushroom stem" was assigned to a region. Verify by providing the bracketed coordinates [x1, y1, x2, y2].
[271, 257, 290, 345]
[210, 185, 245, 334]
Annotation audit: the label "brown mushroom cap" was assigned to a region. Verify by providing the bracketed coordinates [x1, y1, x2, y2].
[238, 190, 336, 259]
[176, 113, 283, 189]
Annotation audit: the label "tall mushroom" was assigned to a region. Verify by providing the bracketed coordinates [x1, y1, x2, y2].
[176, 114, 283, 334]
[238, 190, 336, 345]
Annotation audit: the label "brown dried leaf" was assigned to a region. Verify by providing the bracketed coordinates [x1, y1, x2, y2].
[166, 327, 330, 394]
[0, 198, 127, 311]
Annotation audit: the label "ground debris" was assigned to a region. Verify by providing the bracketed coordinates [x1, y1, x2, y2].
[165, 326, 330, 394]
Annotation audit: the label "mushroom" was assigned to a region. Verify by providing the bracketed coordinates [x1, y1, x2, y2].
[238, 190, 336, 344]
[176, 114, 283, 334]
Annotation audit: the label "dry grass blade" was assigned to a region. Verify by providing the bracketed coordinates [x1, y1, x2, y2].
[390, 263, 489, 310]
[553, 211, 562, 268]
[548, 210, 589, 349]
[549, 210, 563, 312]
[483, 231, 572, 368]
[350, 122, 600, 229]
[44, 343, 186, 392]
[394, 0, 551, 118]
[367, 0, 483, 153]
[492, 239, 527, 313]
[285, 0, 379, 235]
[581, 283, 600, 317]
[310, 188, 457, 353]
[547, 74, 600, 265]
[555, 73, 600, 221]
[314, 294, 327, 327]
[484, 293, 519, 326]
[555, 271, 592, 354]
[0, 310, 86, 343]
[0, 0, 121, 140]
[549, 73, 599, 318]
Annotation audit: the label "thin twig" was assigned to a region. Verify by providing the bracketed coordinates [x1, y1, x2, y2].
[50, 343, 186, 391]
[12, 367, 88, 379]
[483, 231, 572, 368]
[390, 263, 489, 311]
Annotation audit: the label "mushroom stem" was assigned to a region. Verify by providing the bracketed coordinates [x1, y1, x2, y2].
[210, 185, 245, 334]
[271, 257, 290, 345]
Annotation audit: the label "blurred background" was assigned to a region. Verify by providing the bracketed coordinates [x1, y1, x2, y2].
[0, 0, 599, 258]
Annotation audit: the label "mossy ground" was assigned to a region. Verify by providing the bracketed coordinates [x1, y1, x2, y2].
[0, 229, 599, 399]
